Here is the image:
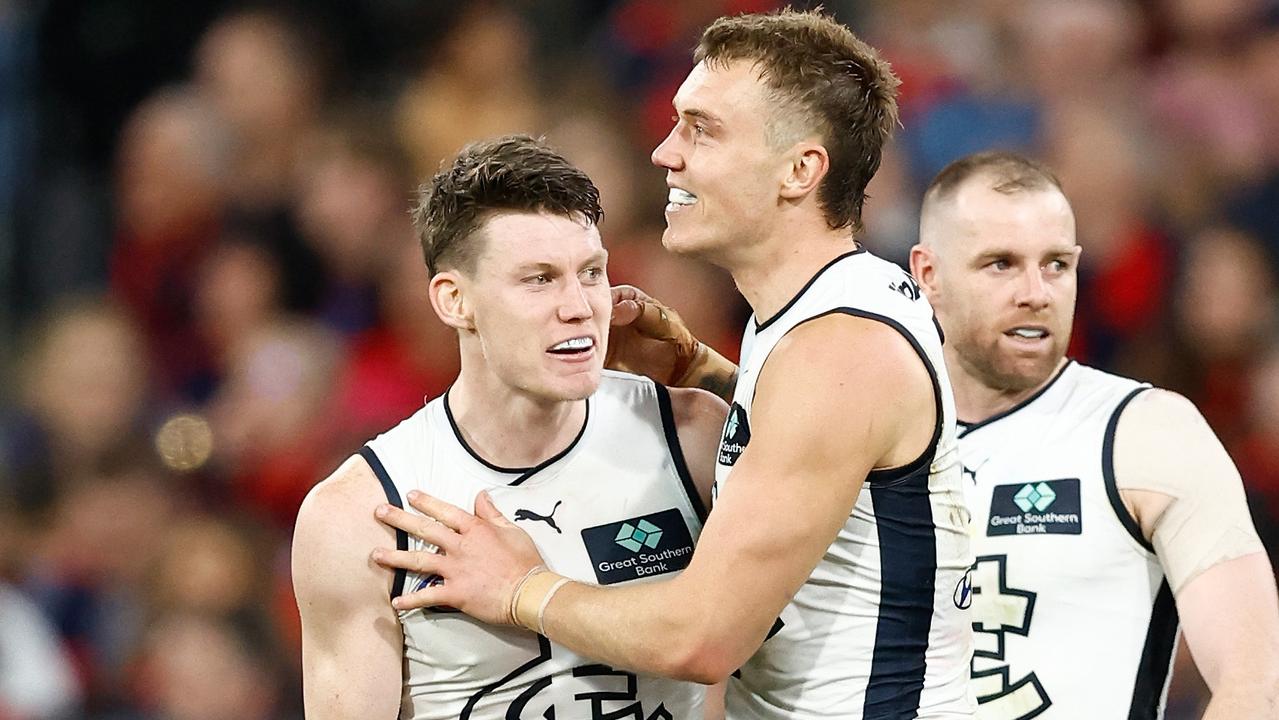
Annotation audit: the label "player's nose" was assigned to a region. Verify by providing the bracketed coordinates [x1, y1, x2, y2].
[1014, 268, 1052, 310]
[557, 277, 594, 322]
[651, 128, 684, 171]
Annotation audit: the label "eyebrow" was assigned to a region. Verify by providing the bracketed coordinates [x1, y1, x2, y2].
[972, 247, 1075, 263]
[676, 107, 724, 129]
[512, 250, 608, 274]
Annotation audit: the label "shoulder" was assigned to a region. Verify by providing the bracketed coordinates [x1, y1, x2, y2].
[1113, 388, 1230, 491]
[668, 387, 729, 425]
[1116, 388, 1209, 445]
[293, 455, 398, 605]
[297, 454, 387, 529]
[768, 311, 931, 396]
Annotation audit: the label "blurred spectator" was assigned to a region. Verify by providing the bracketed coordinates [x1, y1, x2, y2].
[109, 87, 227, 402]
[192, 8, 329, 326]
[1048, 107, 1175, 369]
[1236, 340, 1279, 551]
[24, 448, 175, 716]
[333, 239, 458, 444]
[394, 2, 543, 178]
[295, 108, 415, 336]
[12, 299, 150, 485]
[0, 583, 82, 720]
[129, 612, 287, 720]
[207, 319, 343, 528]
[1168, 226, 1277, 440]
[192, 238, 285, 385]
[194, 9, 322, 218]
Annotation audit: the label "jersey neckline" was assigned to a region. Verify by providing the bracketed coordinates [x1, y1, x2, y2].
[754, 246, 865, 333]
[442, 388, 591, 484]
[957, 359, 1075, 438]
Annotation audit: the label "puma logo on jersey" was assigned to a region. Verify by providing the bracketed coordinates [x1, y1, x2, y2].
[514, 500, 563, 534]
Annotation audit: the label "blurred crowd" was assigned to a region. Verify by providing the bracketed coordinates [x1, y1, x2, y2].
[2, 0, 1278, 718]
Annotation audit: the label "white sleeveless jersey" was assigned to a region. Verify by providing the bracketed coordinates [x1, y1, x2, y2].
[958, 361, 1174, 720]
[716, 249, 975, 720]
[363, 371, 708, 720]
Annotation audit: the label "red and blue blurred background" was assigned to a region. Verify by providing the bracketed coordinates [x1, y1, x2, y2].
[2, 1, 1278, 717]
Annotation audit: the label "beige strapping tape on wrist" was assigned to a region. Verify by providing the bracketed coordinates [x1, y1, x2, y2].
[512, 568, 571, 634]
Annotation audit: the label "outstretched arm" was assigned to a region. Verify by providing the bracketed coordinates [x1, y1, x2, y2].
[294, 456, 404, 719]
[374, 316, 935, 682]
[1115, 390, 1279, 719]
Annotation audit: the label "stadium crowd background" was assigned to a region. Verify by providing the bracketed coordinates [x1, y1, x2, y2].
[2, 0, 1278, 717]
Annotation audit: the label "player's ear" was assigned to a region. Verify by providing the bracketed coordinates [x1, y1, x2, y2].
[779, 142, 829, 200]
[909, 244, 940, 301]
[429, 270, 474, 332]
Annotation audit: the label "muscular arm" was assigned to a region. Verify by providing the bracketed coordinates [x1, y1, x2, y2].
[667, 387, 729, 508]
[540, 317, 934, 681]
[1115, 390, 1279, 718]
[293, 456, 404, 719]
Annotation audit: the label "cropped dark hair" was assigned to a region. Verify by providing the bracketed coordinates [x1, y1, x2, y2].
[695, 8, 900, 233]
[411, 135, 603, 275]
[925, 151, 1064, 203]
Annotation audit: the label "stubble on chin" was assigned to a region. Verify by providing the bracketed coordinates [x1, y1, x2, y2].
[958, 341, 1059, 395]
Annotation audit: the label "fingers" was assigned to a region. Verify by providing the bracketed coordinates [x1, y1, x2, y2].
[610, 284, 652, 304]
[370, 546, 445, 577]
[391, 586, 452, 612]
[611, 298, 642, 326]
[404, 490, 476, 532]
[632, 300, 677, 341]
[375, 504, 459, 551]
[474, 490, 513, 527]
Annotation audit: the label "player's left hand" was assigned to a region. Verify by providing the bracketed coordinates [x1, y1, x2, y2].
[371, 490, 545, 623]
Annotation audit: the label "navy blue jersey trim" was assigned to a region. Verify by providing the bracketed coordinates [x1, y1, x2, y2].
[358, 445, 408, 600]
[1103, 387, 1155, 553]
[957, 360, 1074, 438]
[443, 389, 530, 475]
[864, 478, 936, 718]
[793, 308, 943, 486]
[1128, 580, 1179, 720]
[653, 383, 708, 522]
[754, 247, 865, 333]
[443, 388, 590, 486]
[511, 399, 590, 487]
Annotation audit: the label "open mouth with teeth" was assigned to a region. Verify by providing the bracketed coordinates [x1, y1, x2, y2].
[666, 188, 698, 212]
[547, 336, 595, 356]
[1005, 327, 1048, 340]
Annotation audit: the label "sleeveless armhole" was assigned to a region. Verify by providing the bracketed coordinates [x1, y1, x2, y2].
[358, 445, 408, 599]
[791, 308, 944, 488]
[652, 382, 708, 522]
[1102, 387, 1156, 553]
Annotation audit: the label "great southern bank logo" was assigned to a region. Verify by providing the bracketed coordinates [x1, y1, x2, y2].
[717, 402, 750, 467]
[614, 519, 663, 553]
[582, 509, 694, 585]
[987, 478, 1081, 536]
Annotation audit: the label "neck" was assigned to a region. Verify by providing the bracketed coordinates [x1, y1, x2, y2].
[447, 365, 586, 469]
[728, 215, 859, 321]
[950, 353, 1069, 424]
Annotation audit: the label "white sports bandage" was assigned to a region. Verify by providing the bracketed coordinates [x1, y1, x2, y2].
[1114, 390, 1264, 593]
